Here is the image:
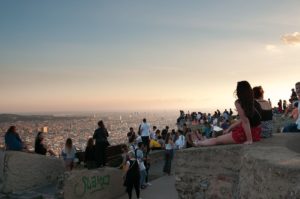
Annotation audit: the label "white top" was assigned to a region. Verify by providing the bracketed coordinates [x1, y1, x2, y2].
[175, 135, 186, 149]
[140, 122, 150, 137]
[61, 146, 76, 160]
[165, 143, 173, 150]
[150, 131, 157, 140]
[213, 126, 223, 132]
[196, 113, 202, 120]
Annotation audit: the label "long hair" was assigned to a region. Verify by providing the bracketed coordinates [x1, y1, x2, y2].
[236, 81, 254, 118]
[86, 137, 94, 148]
[65, 138, 73, 150]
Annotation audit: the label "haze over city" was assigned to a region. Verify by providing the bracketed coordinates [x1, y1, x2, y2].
[1, 1, 300, 113]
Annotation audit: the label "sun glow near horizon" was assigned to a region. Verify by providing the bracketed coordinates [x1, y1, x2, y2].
[0, 1, 300, 113]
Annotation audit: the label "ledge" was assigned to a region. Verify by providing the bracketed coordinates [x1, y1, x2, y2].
[174, 134, 300, 199]
[0, 151, 64, 193]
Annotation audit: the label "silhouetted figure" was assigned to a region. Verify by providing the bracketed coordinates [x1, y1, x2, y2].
[35, 132, 56, 156]
[124, 151, 141, 199]
[85, 137, 96, 169]
[5, 126, 27, 151]
[93, 120, 109, 167]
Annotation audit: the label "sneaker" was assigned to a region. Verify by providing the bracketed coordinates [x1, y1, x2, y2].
[141, 185, 146, 189]
[146, 182, 152, 186]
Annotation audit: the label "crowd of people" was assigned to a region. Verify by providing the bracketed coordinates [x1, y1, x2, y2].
[3, 81, 300, 199]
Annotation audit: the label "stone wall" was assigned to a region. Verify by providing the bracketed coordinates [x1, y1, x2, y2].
[63, 167, 124, 199]
[239, 146, 300, 199]
[149, 150, 165, 164]
[175, 145, 243, 199]
[0, 151, 5, 191]
[174, 134, 300, 199]
[0, 151, 64, 193]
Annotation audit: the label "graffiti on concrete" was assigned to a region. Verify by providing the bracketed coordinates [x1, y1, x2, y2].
[74, 174, 110, 197]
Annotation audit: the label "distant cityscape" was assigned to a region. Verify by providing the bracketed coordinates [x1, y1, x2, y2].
[0, 111, 178, 155]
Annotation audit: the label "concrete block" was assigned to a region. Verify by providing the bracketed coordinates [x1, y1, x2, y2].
[64, 167, 124, 199]
[1, 151, 64, 193]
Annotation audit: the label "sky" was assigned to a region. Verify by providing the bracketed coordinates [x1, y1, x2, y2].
[1, 1, 300, 113]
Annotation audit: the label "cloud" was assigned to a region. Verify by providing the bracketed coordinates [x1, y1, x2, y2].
[265, 44, 281, 53]
[281, 32, 300, 45]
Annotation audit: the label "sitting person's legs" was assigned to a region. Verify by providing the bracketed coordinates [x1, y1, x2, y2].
[283, 123, 300, 132]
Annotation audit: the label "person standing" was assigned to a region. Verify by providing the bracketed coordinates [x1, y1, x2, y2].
[163, 133, 174, 175]
[161, 126, 169, 140]
[123, 150, 141, 199]
[278, 99, 283, 113]
[93, 120, 110, 167]
[127, 127, 136, 143]
[140, 118, 150, 154]
[84, 137, 96, 169]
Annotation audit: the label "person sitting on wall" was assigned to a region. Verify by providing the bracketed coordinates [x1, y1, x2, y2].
[5, 126, 28, 152]
[289, 102, 299, 121]
[196, 81, 261, 146]
[61, 138, 77, 171]
[35, 131, 56, 156]
[283, 82, 300, 133]
[253, 86, 273, 138]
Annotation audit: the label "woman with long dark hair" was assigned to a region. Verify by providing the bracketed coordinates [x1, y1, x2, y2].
[93, 120, 110, 167]
[84, 137, 96, 169]
[197, 81, 261, 146]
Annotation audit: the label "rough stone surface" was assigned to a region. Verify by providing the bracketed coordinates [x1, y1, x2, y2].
[174, 134, 300, 199]
[0, 151, 64, 193]
[63, 167, 124, 199]
[175, 145, 243, 199]
[0, 151, 5, 191]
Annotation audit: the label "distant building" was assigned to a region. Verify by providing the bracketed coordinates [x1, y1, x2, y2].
[42, 126, 48, 133]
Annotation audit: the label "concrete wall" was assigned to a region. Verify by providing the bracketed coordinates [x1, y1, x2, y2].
[0, 151, 64, 193]
[175, 145, 243, 199]
[0, 151, 5, 191]
[239, 146, 300, 199]
[64, 167, 124, 199]
[149, 150, 165, 164]
[174, 134, 300, 199]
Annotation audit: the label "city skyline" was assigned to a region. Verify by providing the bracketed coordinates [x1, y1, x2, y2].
[1, 1, 300, 113]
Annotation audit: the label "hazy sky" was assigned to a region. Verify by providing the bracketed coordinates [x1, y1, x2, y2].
[1, 1, 300, 113]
